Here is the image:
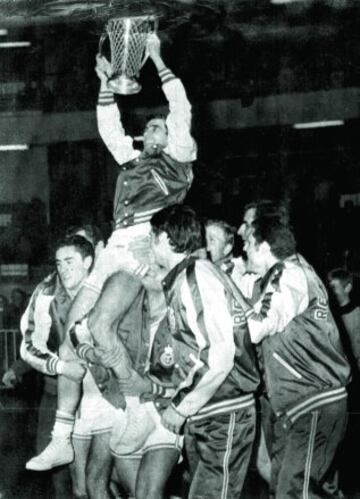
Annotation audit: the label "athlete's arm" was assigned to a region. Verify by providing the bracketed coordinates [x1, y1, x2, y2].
[147, 34, 197, 164]
[20, 283, 63, 375]
[95, 54, 138, 165]
[246, 264, 308, 344]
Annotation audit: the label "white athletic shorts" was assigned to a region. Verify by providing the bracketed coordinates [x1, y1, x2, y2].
[73, 371, 118, 440]
[106, 222, 153, 272]
[110, 396, 183, 459]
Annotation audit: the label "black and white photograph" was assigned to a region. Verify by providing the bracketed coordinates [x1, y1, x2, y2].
[0, 0, 360, 497]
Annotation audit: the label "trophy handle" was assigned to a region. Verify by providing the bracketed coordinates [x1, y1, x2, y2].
[98, 31, 108, 56]
[140, 15, 159, 69]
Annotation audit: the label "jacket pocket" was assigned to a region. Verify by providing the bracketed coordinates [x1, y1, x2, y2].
[272, 352, 302, 379]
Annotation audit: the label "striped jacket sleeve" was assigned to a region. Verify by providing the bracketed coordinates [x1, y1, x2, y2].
[239, 263, 309, 344]
[172, 261, 235, 418]
[97, 89, 139, 166]
[147, 373, 175, 399]
[160, 68, 197, 164]
[20, 283, 63, 376]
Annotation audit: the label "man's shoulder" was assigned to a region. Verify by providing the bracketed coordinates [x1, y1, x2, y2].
[32, 271, 57, 297]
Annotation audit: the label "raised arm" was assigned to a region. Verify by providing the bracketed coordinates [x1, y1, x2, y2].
[95, 54, 139, 165]
[147, 34, 197, 163]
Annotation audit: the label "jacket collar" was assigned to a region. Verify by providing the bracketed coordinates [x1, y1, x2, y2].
[162, 255, 198, 292]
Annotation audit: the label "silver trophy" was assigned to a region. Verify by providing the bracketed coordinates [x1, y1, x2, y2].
[99, 15, 157, 95]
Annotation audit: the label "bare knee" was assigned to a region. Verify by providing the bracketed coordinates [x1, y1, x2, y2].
[86, 460, 112, 499]
[88, 272, 141, 342]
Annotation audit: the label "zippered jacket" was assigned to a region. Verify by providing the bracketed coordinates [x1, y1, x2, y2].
[241, 254, 350, 423]
[162, 256, 260, 422]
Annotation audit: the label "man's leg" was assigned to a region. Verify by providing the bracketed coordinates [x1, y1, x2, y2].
[70, 437, 92, 499]
[136, 449, 180, 499]
[273, 399, 348, 499]
[86, 271, 142, 379]
[34, 389, 73, 495]
[256, 395, 274, 484]
[133, 402, 183, 499]
[187, 406, 256, 499]
[26, 338, 83, 470]
[86, 432, 114, 499]
[113, 457, 140, 498]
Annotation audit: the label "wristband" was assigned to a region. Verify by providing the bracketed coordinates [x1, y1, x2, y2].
[55, 360, 66, 375]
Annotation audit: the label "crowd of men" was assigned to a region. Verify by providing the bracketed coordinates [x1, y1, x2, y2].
[2, 33, 358, 499]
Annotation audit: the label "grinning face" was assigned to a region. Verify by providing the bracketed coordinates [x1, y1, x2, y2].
[143, 118, 168, 155]
[206, 225, 232, 263]
[237, 207, 256, 241]
[55, 245, 91, 294]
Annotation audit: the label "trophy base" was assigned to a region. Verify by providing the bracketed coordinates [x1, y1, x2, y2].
[108, 75, 141, 95]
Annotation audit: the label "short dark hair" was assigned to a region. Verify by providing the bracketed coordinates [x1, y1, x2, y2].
[146, 113, 167, 123]
[65, 224, 104, 248]
[54, 235, 94, 262]
[328, 268, 353, 287]
[206, 219, 236, 246]
[252, 215, 296, 260]
[145, 114, 168, 134]
[244, 199, 290, 226]
[151, 205, 204, 254]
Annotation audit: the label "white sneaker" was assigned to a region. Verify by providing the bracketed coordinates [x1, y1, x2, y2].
[26, 437, 74, 471]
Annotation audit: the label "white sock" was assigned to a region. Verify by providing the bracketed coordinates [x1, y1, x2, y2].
[52, 410, 75, 439]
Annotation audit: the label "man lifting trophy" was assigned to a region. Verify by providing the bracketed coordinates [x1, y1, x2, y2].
[25, 27, 197, 494]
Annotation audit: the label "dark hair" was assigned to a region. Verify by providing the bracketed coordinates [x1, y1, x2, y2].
[328, 268, 353, 287]
[244, 199, 290, 226]
[54, 234, 94, 262]
[252, 215, 296, 260]
[65, 224, 104, 247]
[145, 114, 168, 134]
[206, 219, 236, 246]
[151, 205, 204, 254]
[146, 113, 167, 123]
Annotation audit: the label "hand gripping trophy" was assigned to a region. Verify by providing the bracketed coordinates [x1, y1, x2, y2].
[98, 14, 158, 94]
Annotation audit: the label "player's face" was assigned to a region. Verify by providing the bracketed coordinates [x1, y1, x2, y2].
[206, 225, 231, 263]
[244, 234, 266, 276]
[143, 119, 168, 154]
[55, 246, 90, 293]
[238, 207, 256, 241]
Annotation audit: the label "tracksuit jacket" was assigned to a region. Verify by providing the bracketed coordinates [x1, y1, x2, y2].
[162, 255, 260, 422]
[240, 254, 350, 424]
[19, 272, 71, 396]
[97, 67, 197, 229]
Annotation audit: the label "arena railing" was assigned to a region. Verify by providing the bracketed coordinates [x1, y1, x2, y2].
[0, 328, 21, 390]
